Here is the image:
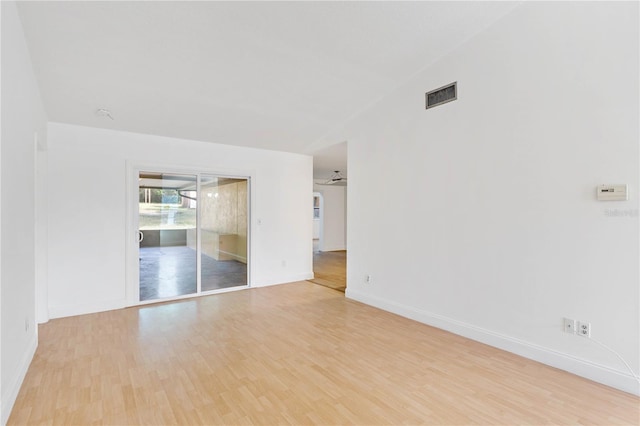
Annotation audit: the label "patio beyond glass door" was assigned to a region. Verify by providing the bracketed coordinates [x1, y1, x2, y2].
[137, 171, 248, 303]
[138, 172, 198, 301]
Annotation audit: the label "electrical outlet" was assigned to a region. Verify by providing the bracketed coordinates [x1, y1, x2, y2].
[563, 317, 576, 334]
[577, 321, 591, 338]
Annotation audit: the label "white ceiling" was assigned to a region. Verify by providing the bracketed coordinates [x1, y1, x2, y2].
[16, 1, 519, 177]
[313, 141, 347, 181]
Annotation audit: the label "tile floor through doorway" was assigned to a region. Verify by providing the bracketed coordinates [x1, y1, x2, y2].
[139, 246, 247, 301]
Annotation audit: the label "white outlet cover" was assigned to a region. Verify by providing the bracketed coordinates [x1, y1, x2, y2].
[577, 321, 591, 338]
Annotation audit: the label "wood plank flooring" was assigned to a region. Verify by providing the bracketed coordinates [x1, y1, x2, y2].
[9, 282, 639, 425]
[309, 250, 346, 292]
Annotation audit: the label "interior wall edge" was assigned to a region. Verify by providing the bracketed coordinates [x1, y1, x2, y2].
[345, 288, 640, 397]
[47, 299, 126, 320]
[0, 333, 36, 426]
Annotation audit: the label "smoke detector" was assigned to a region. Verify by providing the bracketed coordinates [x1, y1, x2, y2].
[96, 108, 114, 120]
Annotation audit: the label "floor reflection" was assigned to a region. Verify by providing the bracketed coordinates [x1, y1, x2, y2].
[139, 246, 247, 301]
[138, 299, 198, 336]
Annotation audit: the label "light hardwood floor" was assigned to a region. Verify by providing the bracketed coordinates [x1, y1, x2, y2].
[309, 250, 346, 292]
[9, 282, 639, 425]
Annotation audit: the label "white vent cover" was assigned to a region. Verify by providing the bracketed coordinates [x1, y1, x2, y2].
[426, 82, 457, 109]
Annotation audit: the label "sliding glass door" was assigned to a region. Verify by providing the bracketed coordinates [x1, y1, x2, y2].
[136, 170, 249, 303]
[200, 175, 248, 291]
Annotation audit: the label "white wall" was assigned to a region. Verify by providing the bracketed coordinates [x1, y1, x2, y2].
[0, 2, 48, 423]
[313, 183, 347, 251]
[344, 2, 639, 394]
[46, 123, 313, 318]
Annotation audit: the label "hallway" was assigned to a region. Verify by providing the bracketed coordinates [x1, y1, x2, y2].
[308, 250, 346, 292]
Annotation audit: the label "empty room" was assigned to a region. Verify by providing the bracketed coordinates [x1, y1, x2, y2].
[1, 1, 638, 425]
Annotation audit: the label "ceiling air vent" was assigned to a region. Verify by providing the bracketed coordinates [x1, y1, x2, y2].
[425, 82, 457, 109]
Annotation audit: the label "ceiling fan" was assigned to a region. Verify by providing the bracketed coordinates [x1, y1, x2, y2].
[318, 170, 347, 186]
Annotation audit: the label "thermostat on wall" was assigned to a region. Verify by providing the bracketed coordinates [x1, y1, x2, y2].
[596, 184, 628, 201]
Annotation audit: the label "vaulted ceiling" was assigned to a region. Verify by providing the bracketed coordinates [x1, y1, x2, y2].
[17, 1, 519, 177]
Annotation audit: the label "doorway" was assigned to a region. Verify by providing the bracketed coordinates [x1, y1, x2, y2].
[130, 169, 250, 304]
[309, 189, 346, 292]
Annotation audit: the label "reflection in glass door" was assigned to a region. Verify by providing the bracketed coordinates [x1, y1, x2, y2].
[200, 175, 248, 291]
[137, 171, 248, 302]
[138, 172, 198, 301]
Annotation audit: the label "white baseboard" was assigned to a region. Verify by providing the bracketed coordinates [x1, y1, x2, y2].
[1, 334, 38, 426]
[48, 299, 126, 319]
[252, 273, 314, 287]
[346, 288, 639, 396]
[320, 246, 346, 252]
[48, 273, 315, 317]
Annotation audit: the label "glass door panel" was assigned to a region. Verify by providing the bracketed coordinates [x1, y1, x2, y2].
[200, 175, 248, 291]
[138, 172, 197, 301]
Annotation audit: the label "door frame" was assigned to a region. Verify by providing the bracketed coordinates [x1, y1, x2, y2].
[313, 192, 324, 252]
[125, 161, 252, 306]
